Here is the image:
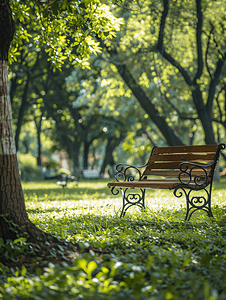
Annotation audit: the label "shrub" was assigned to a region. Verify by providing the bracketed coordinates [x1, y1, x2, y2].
[57, 168, 71, 176]
[44, 160, 60, 171]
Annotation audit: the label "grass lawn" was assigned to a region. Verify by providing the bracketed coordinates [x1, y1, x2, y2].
[1, 178, 226, 299]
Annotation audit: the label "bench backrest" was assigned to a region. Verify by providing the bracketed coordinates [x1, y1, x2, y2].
[142, 144, 224, 180]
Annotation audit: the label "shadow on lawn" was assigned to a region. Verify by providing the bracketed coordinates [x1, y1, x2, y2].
[26, 205, 100, 214]
[24, 186, 156, 202]
[24, 187, 114, 201]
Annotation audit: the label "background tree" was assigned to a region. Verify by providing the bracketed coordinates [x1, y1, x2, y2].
[94, 0, 226, 146]
[65, 55, 155, 170]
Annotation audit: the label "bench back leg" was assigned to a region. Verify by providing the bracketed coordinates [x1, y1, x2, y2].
[174, 182, 214, 221]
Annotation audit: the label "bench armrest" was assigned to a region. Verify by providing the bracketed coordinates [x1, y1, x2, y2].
[114, 163, 146, 182]
[178, 161, 214, 187]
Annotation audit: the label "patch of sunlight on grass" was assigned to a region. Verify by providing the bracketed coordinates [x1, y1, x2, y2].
[23, 178, 226, 224]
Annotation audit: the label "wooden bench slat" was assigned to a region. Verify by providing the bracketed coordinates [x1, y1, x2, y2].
[152, 144, 218, 154]
[107, 179, 202, 189]
[108, 180, 179, 189]
[143, 161, 211, 171]
[143, 169, 211, 177]
[150, 153, 215, 162]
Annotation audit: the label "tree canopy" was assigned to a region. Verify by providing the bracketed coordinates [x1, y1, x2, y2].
[96, 0, 226, 145]
[9, 0, 123, 68]
[9, 0, 226, 174]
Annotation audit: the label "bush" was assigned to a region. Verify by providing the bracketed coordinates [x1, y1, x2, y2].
[18, 153, 43, 181]
[44, 160, 60, 171]
[56, 168, 71, 176]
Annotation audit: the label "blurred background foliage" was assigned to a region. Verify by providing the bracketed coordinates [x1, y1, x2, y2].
[9, 0, 226, 180]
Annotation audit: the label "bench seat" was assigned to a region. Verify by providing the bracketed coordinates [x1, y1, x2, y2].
[108, 179, 192, 189]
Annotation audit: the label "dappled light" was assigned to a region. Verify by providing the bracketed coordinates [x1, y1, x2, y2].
[1, 179, 226, 299]
[1, 0, 226, 299]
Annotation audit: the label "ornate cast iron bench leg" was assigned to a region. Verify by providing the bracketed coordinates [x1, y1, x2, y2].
[174, 184, 214, 221]
[119, 188, 146, 217]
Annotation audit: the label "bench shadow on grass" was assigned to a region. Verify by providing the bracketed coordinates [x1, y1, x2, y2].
[24, 186, 115, 202]
[23, 179, 224, 223]
[26, 206, 94, 214]
[27, 207, 216, 242]
[26, 203, 211, 224]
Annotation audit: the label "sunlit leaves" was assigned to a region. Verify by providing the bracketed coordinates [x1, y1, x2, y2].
[8, 0, 123, 69]
[2, 180, 226, 298]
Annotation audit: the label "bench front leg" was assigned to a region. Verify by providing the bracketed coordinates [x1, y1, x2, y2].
[120, 188, 146, 217]
[173, 184, 214, 221]
[110, 185, 146, 217]
[108, 163, 147, 217]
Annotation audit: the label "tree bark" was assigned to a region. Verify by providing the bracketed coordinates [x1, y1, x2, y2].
[83, 134, 99, 170]
[72, 142, 81, 174]
[100, 135, 125, 176]
[0, 1, 58, 243]
[14, 76, 30, 151]
[34, 110, 44, 167]
[83, 139, 89, 170]
[116, 63, 184, 146]
[0, 60, 34, 240]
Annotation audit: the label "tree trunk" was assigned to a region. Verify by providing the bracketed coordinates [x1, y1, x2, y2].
[156, 0, 219, 145]
[83, 134, 99, 170]
[15, 76, 29, 151]
[0, 1, 26, 240]
[37, 126, 42, 166]
[100, 40, 184, 146]
[34, 111, 44, 167]
[72, 143, 81, 174]
[83, 139, 89, 170]
[0, 60, 34, 240]
[0, 1, 57, 243]
[0, 154, 28, 239]
[100, 135, 125, 176]
[190, 89, 214, 144]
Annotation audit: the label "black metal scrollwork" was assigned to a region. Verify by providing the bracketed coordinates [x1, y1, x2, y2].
[124, 190, 144, 205]
[110, 186, 120, 196]
[115, 163, 144, 182]
[111, 163, 147, 217]
[174, 186, 212, 221]
[178, 142, 226, 189]
[178, 163, 210, 188]
[120, 188, 146, 217]
[174, 143, 226, 220]
[110, 163, 145, 198]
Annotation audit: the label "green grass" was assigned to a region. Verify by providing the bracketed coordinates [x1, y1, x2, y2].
[1, 178, 226, 299]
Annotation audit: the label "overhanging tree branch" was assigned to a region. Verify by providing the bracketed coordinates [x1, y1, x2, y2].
[156, 0, 193, 86]
[206, 54, 226, 114]
[193, 0, 203, 83]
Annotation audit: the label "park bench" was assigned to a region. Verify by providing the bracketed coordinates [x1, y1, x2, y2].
[108, 143, 226, 221]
